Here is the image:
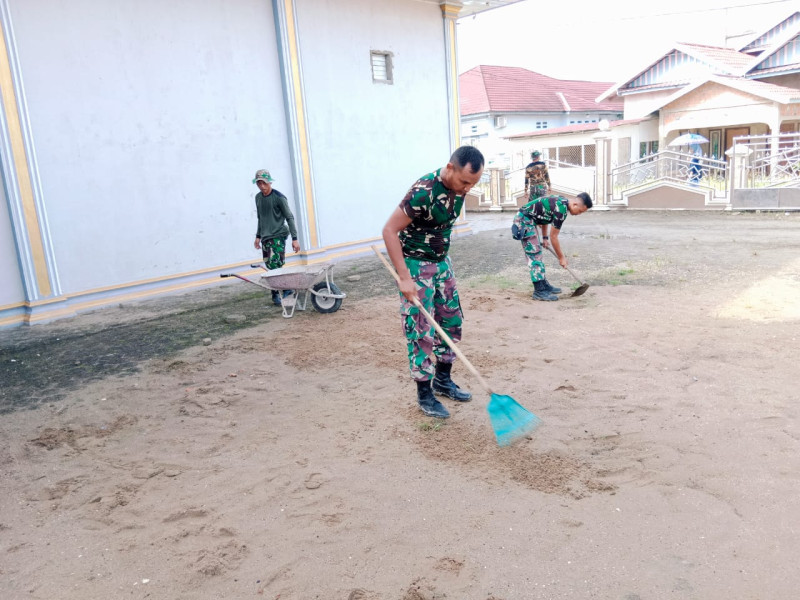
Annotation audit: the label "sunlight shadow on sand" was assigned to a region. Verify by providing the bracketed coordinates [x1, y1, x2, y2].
[713, 270, 800, 322]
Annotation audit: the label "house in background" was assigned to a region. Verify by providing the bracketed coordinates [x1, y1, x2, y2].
[488, 10, 800, 211]
[598, 9, 800, 151]
[502, 117, 658, 201]
[0, 0, 519, 328]
[459, 65, 623, 166]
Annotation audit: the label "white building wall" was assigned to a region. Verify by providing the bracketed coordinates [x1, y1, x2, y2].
[0, 186, 25, 306]
[295, 0, 451, 247]
[622, 89, 674, 120]
[8, 0, 292, 294]
[462, 111, 622, 166]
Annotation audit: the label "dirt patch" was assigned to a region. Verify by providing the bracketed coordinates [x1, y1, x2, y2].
[29, 415, 138, 450]
[2, 210, 800, 599]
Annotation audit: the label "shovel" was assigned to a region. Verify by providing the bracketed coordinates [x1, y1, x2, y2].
[547, 247, 589, 297]
[372, 245, 541, 446]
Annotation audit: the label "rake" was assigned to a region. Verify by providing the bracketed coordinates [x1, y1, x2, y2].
[372, 245, 541, 446]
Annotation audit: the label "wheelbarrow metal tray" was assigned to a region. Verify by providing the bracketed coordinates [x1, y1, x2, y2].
[258, 264, 331, 290]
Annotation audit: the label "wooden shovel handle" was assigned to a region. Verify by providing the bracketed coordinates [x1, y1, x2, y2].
[546, 246, 585, 285]
[371, 245, 492, 395]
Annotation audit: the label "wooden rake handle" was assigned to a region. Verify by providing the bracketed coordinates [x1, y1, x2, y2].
[546, 246, 585, 286]
[371, 245, 493, 395]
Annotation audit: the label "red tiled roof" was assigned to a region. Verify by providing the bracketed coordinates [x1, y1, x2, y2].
[714, 75, 800, 103]
[677, 43, 754, 74]
[749, 63, 800, 76]
[459, 65, 622, 116]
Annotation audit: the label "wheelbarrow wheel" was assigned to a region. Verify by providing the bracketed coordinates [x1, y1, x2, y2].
[311, 282, 343, 313]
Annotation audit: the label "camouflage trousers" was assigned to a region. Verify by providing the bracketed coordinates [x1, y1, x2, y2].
[528, 184, 547, 201]
[261, 237, 286, 270]
[398, 257, 463, 381]
[521, 234, 546, 284]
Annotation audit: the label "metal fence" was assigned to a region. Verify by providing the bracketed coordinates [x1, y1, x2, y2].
[542, 144, 596, 167]
[471, 160, 594, 209]
[610, 150, 728, 201]
[731, 131, 800, 189]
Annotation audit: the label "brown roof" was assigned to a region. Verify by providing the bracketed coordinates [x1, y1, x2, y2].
[460, 65, 623, 116]
[715, 76, 800, 103]
[677, 43, 754, 74]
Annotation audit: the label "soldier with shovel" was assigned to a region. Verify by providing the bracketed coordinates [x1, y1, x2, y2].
[511, 192, 592, 301]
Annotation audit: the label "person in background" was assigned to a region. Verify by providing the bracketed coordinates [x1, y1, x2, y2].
[252, 169, 301, 306]
[524, 150, 551, 201]
[689, 149, 702, 185]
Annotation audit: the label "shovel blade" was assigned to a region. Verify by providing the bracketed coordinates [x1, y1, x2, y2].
[487, 393, 542, 446]
[571, 283, 590, 297]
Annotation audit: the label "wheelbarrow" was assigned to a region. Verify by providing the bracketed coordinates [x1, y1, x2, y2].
[220, 263, 345, 318]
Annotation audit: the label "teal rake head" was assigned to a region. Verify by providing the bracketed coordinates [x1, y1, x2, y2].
[487, 393, 542, 447]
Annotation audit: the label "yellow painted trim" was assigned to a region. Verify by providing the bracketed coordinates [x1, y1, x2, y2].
[0, 300, 25, 311]
[0, 26, 51, 297]
[441, 4, 461, 18]
[1, 226, 476, 327]
[302, 234, 383, 254]
[0, 313, 25, 326]
[448, 19, 460, 146]
[284, 0, 318, 248]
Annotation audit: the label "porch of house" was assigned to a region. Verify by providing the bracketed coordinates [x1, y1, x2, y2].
[466, 130, 800, 212]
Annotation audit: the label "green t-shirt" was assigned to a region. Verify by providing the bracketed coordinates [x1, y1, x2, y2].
[398, 168, 464, 262]
[254, 189, 298, 241]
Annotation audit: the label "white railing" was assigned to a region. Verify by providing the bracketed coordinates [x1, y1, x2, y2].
[610, 150, 728, 201]
[730, 132, 800, 189]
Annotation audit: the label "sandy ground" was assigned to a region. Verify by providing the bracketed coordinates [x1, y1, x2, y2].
[2, 210, 800, 599]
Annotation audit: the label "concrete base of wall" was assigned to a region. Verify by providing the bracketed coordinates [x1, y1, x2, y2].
[732, 188, 800, 210]
[1, 228, 480, 328]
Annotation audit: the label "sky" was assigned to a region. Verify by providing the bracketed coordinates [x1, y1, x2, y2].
[456, 0, 797, 83]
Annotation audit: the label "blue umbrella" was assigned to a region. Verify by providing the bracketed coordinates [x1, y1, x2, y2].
[669, 133, 709, 147]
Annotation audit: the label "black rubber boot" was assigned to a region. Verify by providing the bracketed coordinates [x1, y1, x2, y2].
[532, 280, 558, 301]
[417, 380, 450, 418]
[271, 290, 281, 306]
[542, 279, 562, 294]
[432, 362, 472, 402]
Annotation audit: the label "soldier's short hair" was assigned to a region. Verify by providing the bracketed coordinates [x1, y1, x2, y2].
[577, 192, 593, 209]
[450, 146, 484, 174]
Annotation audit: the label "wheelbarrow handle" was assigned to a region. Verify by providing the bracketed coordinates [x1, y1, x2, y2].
[220, 272, 262, 287]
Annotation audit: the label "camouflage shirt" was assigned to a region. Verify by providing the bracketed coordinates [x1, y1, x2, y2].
[515, 195, 569, 237]
[398, 168, 465, 262]
[524, 161, 551, 192]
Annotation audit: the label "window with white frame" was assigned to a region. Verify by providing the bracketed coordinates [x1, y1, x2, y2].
[370, 51, 393, 84]
[536, 121, 548, 129]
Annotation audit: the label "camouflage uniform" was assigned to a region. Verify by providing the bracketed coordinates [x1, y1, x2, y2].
[254, 183, 298, 271]
[261, 237, 286, 270]
[512, 195, 568, 284]
[397, 168, 465, 381]
[524, 160, 551, 201]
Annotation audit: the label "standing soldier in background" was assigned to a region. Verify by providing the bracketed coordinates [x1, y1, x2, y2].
[252, 169, 301, 306]
[524, 150, 551, 201]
